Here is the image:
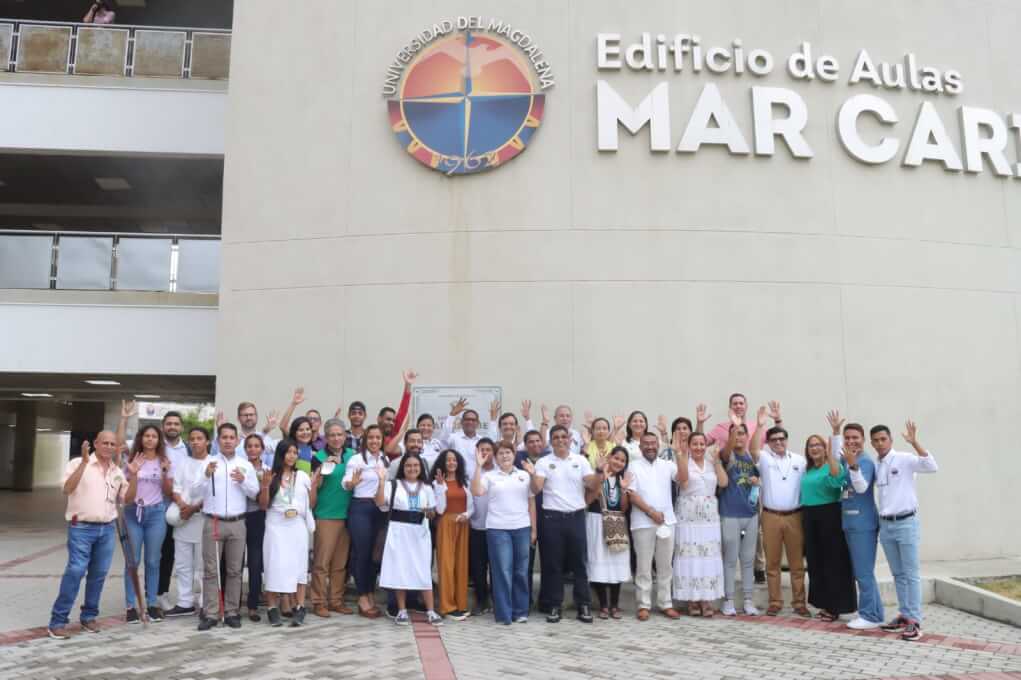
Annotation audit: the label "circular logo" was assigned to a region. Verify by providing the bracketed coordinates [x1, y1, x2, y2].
[387, 32, 546, 175]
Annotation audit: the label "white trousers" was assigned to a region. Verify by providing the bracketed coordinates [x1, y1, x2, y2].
[632, 526, 675, 611]
[174, 539, 204, 608]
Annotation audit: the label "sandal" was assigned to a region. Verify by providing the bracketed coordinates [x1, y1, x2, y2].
[817, 610, 838, 622]
[609, 608, 623, 619]
[598, 608, 609, 620]
[690, 603, 703, 617]
[702, 605, 715, 618]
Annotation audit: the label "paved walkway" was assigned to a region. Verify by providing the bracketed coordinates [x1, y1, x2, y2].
[4, 489, 1021, 680]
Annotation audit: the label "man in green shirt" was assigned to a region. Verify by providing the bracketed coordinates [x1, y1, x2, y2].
[310, 418, 356, 617]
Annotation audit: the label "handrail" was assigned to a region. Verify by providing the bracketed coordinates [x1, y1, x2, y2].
[0, 228, 220, 239]
[0, 17, 231, 79]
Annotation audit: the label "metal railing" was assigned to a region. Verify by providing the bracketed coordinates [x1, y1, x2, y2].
[0, 229, 221, 293]
[0, 18, 230, 79]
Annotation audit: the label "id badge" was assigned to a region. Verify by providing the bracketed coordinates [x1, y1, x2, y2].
[840, 488, 851, 500]
[284, 508, 298, 520]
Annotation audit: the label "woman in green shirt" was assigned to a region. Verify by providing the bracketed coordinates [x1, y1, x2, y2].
[800, 434, 857, 622]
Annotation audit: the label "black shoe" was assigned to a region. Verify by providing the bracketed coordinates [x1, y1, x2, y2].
[291, 606, 306, 627]
[224, 615, 241, 629]
[267, 607, 283, 627]
[754, 569, 766, 584]
[881, 615, 909, 632]
[546, 607, 561, 623]
[146, 606, 164, 622]
[197, 616, 218, 631]
[125, 608, 140, 624]
[901, 622, 922, 642]
[164, 606, 195, 618]
[248, 609, 261, 622]
[386, 605, 398, 619]
[577, 604, 593, 623]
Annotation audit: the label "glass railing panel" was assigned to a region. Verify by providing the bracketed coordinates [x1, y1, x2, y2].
[55, 236, 113, 289]
[0, 23, 12, 69]
[175, 239, 220, 293]
[132, 29, 186, 77]
[189, 32, 230, 80]
[73, 26, 128, 76]
[0, 234, 52, 288]
[15, 24, 71, 74]
[114, 237, 172, 291]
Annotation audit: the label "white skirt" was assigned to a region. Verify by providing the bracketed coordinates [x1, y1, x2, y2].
[585, 511, 631, 584]
[263, 508, 309, 593]
[379, 517, 432, 590]
[672, 495, 724, 600]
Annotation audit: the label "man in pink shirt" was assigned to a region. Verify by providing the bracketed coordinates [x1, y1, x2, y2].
[48, 431, 128, 639]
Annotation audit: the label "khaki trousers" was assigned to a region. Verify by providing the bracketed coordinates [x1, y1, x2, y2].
[632, 526, 675, 611]
[761, 509, 806, 608]
[201, 516, 246, 619]
[310, 519, 350, 607]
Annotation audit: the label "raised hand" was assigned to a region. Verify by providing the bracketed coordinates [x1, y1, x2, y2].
[695, 403, 711, 425]
[476, 448, 492, 469]
[756, 405, 768, 428]
[540, 403, 550, 423]
[215, 408, 226, 427]
[520, 460, 535, 476]
[671, 428, 683, 452]
[843, 444, 859, 468]
[261, 469, 272, 488]
[121, 399, 137, 419]
[601, 462, 611, 479]
[449, 397, 468, 417]
[350, 466, 363, 487]
[902, 420, 919, 446]
[291, 387, 305, 406]
[620, 472, 632, 490]
[265, 409, 279, 430]
[80, 440, 91, 465]
[826, 409, 844, 435]
[656, 414, 669, 437]
[729, 410, 742, 427]
[489, 398, 501, 421]
[127, 456, 143, 476]
[434, 468, 446, 486]
[403, 369, 418, 386]
[768, 400, 782, 421]
[612, 415, 625, 431]
[521, 399, 532, 420]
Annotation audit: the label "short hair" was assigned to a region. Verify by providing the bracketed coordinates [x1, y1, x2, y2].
[498, 412, 518, 426]
[416, 413, 435, 426]
[869, 425, 891, 438]
[188, 426, 210, 441]
[640, 430, 659, 441]
[162, 410, 182, 423]
[548, 424, 569, 440]
[462, 409, 480, 420]
[523, 429, 543, 443]
[348, 401, 366, 414]
[323, 418, 347, 433]
[378, 406, 395, 418]
[495, 441, 516, 456]
[765, 426, 789, 441]
[728, 392, 746, 405]
[236, 401, 256, 416]
[728, 423, 749, 435]
[606, 445, 630, 476]
[243, 432, 264, 450]
[306, 409, 322, 419]
[403, 428, 421, 445]
[554, 405, 572, 415]
[217, 422, 238, 437]
[671, 416, 693, 434]
[476, 437, 495, 451]
[844, 423, 865, 437]
[688, 431, 707, 445]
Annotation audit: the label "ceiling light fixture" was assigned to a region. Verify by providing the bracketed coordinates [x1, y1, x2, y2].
[36, 428, 52, 432]
[84, 379, 121, 386]
[21, 392, 53, 397]
[134, 394, 161, 399]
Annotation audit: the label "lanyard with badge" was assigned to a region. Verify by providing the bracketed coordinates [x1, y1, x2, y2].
[283, 473, 298, 519]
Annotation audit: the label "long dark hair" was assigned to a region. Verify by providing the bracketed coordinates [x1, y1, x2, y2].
[430, 448, 467, 488]
[360, 424, 384, 462]
[606, 445, 630, 478]
[128, 424, 167, 465]
[288, 416, 313, 446]
[394, 452, 424, 482]
[269, 438, 298, 501]
[625, 410, 648, 443]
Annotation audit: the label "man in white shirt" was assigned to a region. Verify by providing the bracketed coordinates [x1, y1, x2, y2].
[540, 404, 582, 455]
[528, 425, 601, 623]
[627, 431, 682, 620]
[158, 410, 188, 610]
[212, 402, 277, 465]
[165, 426, 212, 618]
[751, 415, 809, 617]
[871, 421, 938, 642]
[192, 423, 259, 631]
[469, 438, 496, 616]
[443, 406, 495, 480]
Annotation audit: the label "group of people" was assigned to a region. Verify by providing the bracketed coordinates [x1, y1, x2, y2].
[47, 377, 938, 644]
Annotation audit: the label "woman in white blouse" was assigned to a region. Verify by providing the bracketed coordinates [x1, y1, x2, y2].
[376, 454, 442, 626]
[342, 425, 388, 618]
[672, 431, 728, 617]
[259, 439, 314, 627]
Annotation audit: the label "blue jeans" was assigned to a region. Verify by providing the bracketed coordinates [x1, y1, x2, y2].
[487, 527, 531, 623]
[845, 528, 884, 624]
[880, 515, 921, 623]
[124, 501, 168, 609]
[348, 499, 383, 595]
[49, 522, 116, 629]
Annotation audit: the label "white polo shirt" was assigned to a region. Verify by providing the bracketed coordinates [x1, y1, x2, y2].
[164, 438, 190, 477]
[342, 450, 387, 499]
[876, 448, 938, 517]
[480, 467, 533, 530]
[534, 452, 593, 512]
[627, 455, 677, 529]
[758, 448, 806, 512]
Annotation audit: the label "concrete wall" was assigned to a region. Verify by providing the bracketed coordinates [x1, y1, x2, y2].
[217, 0, 1021, 560]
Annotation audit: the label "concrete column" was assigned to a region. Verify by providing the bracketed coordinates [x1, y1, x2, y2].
[13, 401, 37, 491]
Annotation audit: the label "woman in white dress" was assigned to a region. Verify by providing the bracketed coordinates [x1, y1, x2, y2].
[584, 445, 632, 619]
[259, 439, 314, 628]
[375, 454, 443, 626]
[672, 431, 728, 616]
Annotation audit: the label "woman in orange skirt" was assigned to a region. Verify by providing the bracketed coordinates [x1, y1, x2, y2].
[431, 449, 474, 621]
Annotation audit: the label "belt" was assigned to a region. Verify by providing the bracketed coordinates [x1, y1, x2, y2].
[72, 519, 114, 526]
[880, 510, 916, 522]
[204, 513, 245, 522]
[390, 509, 425, 524]
[351, 497, 376, 504]
[543, 508, 585, 517]
[764, 507, 801, 516]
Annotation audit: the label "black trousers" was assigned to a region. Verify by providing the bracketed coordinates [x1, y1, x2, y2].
[539, 509, 590, 608]
[158, 523, 174, 596]
[802, 502, 857, 615]
[244, 510, 266, 611]
[469, 528, 490, 608]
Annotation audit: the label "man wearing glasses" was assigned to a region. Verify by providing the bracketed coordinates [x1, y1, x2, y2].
[48, 432, 128, 640]
[750, 406, 809, 617]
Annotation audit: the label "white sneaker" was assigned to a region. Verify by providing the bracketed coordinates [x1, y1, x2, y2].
[743, 602, 760, 616]
[514, 616, 528, 623]
[426, 611, 443, 627]
[395, 610, 410, 625]
[721, 600, 737, 616]
[847, 616, 882, 630]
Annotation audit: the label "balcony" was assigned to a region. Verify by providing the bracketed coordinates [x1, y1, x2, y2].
[0, 18, 230, 80]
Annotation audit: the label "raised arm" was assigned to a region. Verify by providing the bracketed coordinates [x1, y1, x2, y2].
[62, 442, 90, 495]
[278, 387, 305, 439]
[695, 403, 710, 434]
[470, 448, 491, 497]
[539, 404, 550, 444]
[748, 406, 768, 463]
[676, 448, 690, 487]
[385, 371, 415, 447]
[258, 470, 272, 510]
[713, 454, 729, 488]
[116, 399, 135, 455]
[262, 409, 279, 436]
[902, 420, 938, 471]
[611, 415, 625, 444]
[719, 412, 741, 464]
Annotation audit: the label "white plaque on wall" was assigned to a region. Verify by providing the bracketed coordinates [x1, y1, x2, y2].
[411, 385, 503, 428]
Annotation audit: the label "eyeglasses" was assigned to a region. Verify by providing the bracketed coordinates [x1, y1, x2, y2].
[768, 436, 787, 443]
